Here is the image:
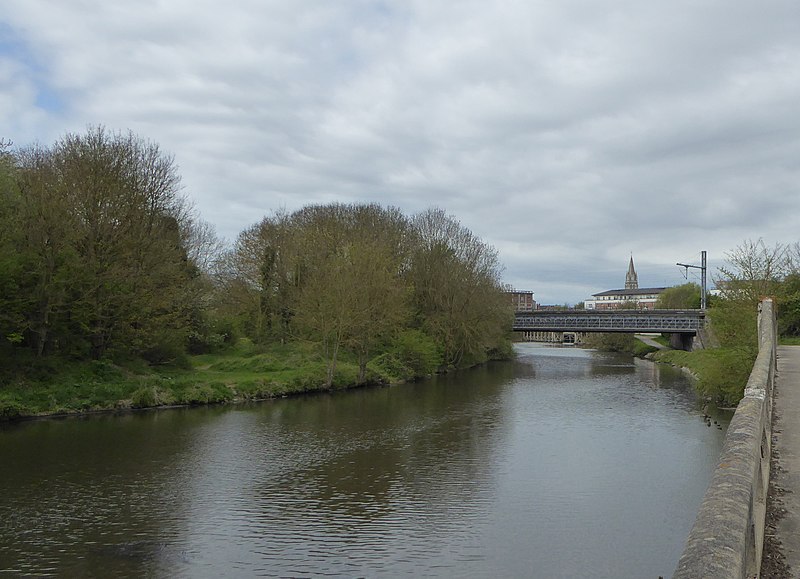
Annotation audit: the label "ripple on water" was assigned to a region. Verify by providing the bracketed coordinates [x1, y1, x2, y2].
[0, 344, 729, 578]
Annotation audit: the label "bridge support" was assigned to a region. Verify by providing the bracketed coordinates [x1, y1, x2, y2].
[668, 332, 695, 351]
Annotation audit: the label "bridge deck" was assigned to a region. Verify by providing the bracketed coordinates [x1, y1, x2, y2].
[513, 309, 704, 334]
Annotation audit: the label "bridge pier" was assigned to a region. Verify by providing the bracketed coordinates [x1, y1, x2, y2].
[668, 332, 695, 351]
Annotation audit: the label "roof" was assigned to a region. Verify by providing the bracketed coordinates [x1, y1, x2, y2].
[591, 287, 667, 298]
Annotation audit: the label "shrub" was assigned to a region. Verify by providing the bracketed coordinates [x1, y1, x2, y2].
[391, 329, 442, 377]
[0, 396, 24, 420]
[130, 380, 175, 408]
[584, 332, 635, 353]
[368, 353, 409, 383]
[654, 348, 756, 407]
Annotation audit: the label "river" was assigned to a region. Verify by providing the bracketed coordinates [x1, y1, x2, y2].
[0, 343, 729, 578]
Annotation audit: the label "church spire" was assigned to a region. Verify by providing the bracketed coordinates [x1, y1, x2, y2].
[625, 256, 638, 290]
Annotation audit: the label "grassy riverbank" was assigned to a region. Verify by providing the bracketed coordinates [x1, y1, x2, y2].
[650, 347, 756, 407]
[583, 333, 754, 407]
[0, 338, 513, 421]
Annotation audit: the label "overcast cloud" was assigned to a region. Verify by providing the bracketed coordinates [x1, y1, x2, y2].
[2, 1, 799, 303]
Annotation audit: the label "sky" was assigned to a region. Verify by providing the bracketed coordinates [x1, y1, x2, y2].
[2, 1, 799, 304]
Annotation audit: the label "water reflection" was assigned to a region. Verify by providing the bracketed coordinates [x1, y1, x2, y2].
[0, 344, 729, 578]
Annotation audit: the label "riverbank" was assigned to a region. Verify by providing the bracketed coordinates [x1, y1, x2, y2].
[0, 339, 512, 422]
[649, 347, 756, 407]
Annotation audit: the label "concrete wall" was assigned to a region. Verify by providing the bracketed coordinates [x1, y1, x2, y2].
[673, 299, 776, 579]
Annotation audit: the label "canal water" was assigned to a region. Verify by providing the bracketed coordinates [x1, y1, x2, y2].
[0, 344, 729, 578]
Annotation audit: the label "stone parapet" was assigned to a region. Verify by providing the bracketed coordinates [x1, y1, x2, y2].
[673, 299, 775, 579]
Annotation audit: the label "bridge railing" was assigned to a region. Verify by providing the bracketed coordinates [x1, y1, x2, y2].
[513, 310, 704, 333]
[672, 298, 776, 578]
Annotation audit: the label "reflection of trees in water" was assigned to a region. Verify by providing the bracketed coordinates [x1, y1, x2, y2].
[0, 353, 732, 576]
[0, 409, 215, 576]
[248, 361, 513, 536]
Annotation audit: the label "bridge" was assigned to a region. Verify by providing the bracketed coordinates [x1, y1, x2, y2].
[513, 309, 706, 349]
[513, 309, 705, 333]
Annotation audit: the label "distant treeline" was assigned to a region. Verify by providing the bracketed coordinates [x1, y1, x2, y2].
[0, 128, 512, 386]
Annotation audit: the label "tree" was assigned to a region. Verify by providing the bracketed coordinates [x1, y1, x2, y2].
[9, 127, 197, 361]
[408, 208, 511, 367]
[337, 205, 411, 383]
[656, 283, 701, 309]
[292, 203, 412, 386]
[13, 144, 82, 356]
[715, 239, 788, 303]
[57, 127, 194, 359]
[223, 210, 299, 343]
[0, 140, 27, 353]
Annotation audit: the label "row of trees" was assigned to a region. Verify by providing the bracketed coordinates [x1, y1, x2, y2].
[0, 129, 209, 363]
[218, 204, 511, 386]
[0, 128, 512, 385]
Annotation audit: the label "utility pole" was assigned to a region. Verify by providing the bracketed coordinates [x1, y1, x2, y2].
[677, 251, 707, 310]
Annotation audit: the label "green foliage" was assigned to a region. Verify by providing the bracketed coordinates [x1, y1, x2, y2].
[656, 283, 701, 309]
[654, 348, 755, 407]
[367, 329, 444, 382]
[583, 332, 635, 353]
[139, 330, 191, 368]
[187, 315, 238, 354]
[390, 329, 442, 377]
[408, 208, 511, 368]
[586, 333, 659, 357]
[2, 129, 513, 416]
[632, 339, 658, 357]
[130, 384, 169, 408]
[0, 127, 215, 363]
[0, 394, 25, 420]
[777, 272, 800, 337]
[707, 298, 758, 350]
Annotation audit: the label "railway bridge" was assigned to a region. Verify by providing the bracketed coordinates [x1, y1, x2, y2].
[513, 309, 706, 350]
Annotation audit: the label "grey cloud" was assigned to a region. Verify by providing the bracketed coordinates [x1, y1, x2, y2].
[2, 0, 800, 303]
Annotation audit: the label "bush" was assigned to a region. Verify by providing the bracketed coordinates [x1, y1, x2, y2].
[654, 348, 756, 407]
[367, 353, 409, 383]
[140, 336, 190, 368]
[130, 380, 175, 408]
[177, 383, 233, 405]
[0, 395, 25, 420]
[707, 298, 757, 349]
[391, 329, 442, 377]
[488, 338, 515, 361]
[584, 332, 635, 353]
[187, 317, 239, 354]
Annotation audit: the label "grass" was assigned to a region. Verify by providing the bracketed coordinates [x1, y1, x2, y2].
[632, 338, 659, 357]
[651, 347, 757, 407]
[0, 337, 445, 421]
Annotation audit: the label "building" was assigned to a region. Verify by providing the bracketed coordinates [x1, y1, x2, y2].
[507, 289, 536, 312]
[584, 257, 666, 311]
